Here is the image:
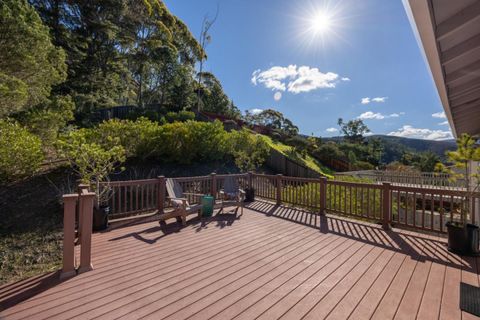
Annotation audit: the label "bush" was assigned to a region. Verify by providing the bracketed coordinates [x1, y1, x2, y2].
[165, 110, 195, 123]
[94, 118, 158, 159]
[153, 120, 229, 164]
[0, 120, 44, 182]
[228, 129, 270, 172]
[57, 129, 126, 205]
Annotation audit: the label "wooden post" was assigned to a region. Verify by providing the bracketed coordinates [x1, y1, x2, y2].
[382, 182, 392, 231]
[61, 194, 78, 279]
[276, 174, 282, 205]
[157, 176, 165, 214]
[211, 173, 217, 199]
[77, 184, 89, 237]
[78, 191, 95, 274]
[320, 177, 327, 215]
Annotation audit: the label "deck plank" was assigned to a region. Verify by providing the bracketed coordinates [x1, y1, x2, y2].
[1, 202, 478, 320]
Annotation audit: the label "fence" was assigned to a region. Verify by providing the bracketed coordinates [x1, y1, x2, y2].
[335, 170, 466, 190]
[265, 148, 322, 178]
[96, 173, 479, 234]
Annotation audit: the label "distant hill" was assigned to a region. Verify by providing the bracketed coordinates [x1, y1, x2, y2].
[322, 135, 457, 163]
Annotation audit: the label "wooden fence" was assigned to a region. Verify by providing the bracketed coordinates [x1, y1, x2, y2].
[265, 148, 322, 179]
[96, 173, 480, 234]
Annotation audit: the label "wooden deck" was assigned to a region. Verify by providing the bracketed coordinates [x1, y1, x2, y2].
[1, 200, 480, 320]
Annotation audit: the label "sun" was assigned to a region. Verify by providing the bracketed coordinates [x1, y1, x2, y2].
[311, 12, 332, 34]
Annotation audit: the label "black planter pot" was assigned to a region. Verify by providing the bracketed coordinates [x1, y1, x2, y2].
[93, 205, 109, 231]
[467, 223, 480, 255]
[446, 221, 467, 254]
[245, 187, 255, 202]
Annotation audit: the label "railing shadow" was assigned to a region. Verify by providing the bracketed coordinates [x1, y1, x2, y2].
[0, 271, 63, 311]
[247, 200, 470, 270]
[109, 206, 243, 243]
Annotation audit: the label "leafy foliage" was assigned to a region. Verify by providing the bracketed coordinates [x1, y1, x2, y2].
[0, 0, 66, 117]
[57, 129, 126, 205]
[229, 129, 270, 172]
[337, 118, 370, 144]
[245, 109, 299, 137]
[0, 120, 44, 182]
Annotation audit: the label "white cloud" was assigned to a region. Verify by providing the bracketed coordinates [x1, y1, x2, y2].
[372, 97, 387, 103]
[361, 97, 370, 105]
[251, 65, 345, 94]
[388, 125, 453, 140]
[273, 92, 282, 101]
[360, 96, 388, 104]
[438, 121, 449, 126]
[250, 108, 263, 115]
[432, 111, 446, 119]
[341, 77, 350, 81]
[358, 111, 404, 120]
[326, 127, 339, 133]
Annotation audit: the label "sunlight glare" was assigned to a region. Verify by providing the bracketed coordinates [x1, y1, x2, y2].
[311, 12, 332, 34]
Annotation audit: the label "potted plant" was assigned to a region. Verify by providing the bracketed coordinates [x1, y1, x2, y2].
[57, 129, 126, 231]
[229, 129, 270, 202]
[436, 134, 480, 255]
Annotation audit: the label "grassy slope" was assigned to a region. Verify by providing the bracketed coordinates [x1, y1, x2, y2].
[260, 135, 334, 178]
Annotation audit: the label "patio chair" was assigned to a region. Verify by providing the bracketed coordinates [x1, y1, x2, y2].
[219, 176, 245, 215]
[160, 178, 203, 227]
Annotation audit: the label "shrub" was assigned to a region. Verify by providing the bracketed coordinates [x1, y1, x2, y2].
[0, 120, 44, 182]
[94, 118, 158, 159]
[165, 110, 195, 123]
[228, 129, 270, 172]
[57, 129, 125, 205]
[153, 120, 229, 164]
[19, 95, 74, 147]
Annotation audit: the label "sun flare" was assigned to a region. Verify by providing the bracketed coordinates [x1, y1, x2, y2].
[311, 12, 332, 34]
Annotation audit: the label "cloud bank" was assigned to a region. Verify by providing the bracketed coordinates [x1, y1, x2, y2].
[388, 125, 453, 140]
[251, 65, 348, 94]
[358, 111, 404, 120]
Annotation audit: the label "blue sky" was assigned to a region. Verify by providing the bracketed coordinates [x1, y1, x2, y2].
[164, 0, 453, 140]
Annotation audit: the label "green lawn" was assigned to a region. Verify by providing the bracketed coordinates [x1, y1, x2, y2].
[260, 135, 335, 178]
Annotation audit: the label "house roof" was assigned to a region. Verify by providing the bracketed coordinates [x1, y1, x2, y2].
[404, 0, 480, 137]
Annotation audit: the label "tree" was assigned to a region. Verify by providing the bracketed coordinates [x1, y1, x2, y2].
[229, 129, 270, 172]
[30, 0, 204, 118]
[337, 118, 370, 144]
[0, 0, 66, 117]
[247, 109, 299, 137]
[435, 134, 480, 224]
[0, 120, 44, 182]
[57, 129, 126, 206]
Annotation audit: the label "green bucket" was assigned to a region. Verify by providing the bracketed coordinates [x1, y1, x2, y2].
[201, 195, 214, 217]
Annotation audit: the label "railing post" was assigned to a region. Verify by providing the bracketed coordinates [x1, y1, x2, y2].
[211, 173, 217, 199]
[320, 177, 327, 215]
[78, 191, 95, 274]
[157, 176, 165, 214]
[77, 184, 89, 237]
[382, 182, 392, 231]
[61, 194, 78, 279]
[276, 174, 282, 205]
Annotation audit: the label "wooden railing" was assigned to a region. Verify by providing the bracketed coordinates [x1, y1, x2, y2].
[93, 173, 480, 234]
[335, 170, 466, 189]
[61, 186, 95, 279]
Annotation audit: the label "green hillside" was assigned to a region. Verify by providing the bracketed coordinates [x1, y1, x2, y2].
[261, 135, 334, 178]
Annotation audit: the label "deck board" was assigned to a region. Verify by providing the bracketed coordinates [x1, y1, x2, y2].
[1, 200, 479, 320]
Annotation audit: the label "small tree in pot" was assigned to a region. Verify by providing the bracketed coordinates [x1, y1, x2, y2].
[57, 129, 126, 230]
[435, 134, 480, 255]
[229, 129, 270, 201]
